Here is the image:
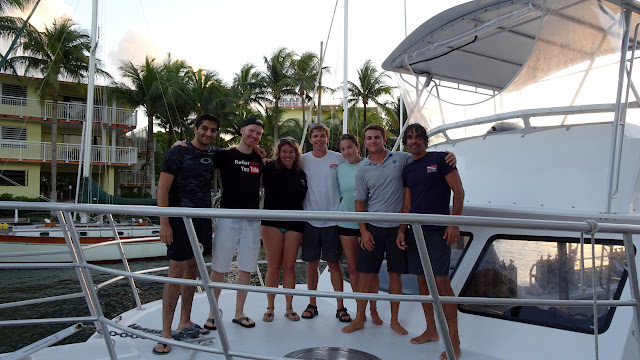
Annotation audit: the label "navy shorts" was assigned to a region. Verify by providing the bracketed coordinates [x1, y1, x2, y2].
[356, 224, 407, 274]
[166, 217, 212, 261]
[301, 223, 342, 262]
[406, 226, 450, 277]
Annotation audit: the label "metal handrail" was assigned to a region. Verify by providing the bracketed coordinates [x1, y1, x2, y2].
[0, 202, 639, 360]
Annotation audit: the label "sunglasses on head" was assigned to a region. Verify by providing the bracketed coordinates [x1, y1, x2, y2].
[280, 138, 298, 144]
[310, 122, 326, 129]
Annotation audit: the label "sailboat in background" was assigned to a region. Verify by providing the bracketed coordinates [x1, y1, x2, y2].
[0, 0, 164, 263]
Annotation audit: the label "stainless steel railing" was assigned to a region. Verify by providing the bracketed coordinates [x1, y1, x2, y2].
[0, 201, 639, 360]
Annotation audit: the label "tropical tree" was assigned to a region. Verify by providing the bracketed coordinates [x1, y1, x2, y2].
[231, 62, 265, 109]
[260, 47, 296, 141]
[347, 59, 394, 154]
[292, 51, 320, 132]
[4, 17, 107, 202]
[110, 56, 163, 196]
[154, 55, 191, 149]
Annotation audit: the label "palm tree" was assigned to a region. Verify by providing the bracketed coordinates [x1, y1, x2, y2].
[232, 62, 266, 110]
[155, 55, 192, 149]
[110, 56, 163, 196]
[347, 59, 394, 154]
[260, 47, 296, 141]
[292, 51, 319, 132]
[4, 17, 106, 202]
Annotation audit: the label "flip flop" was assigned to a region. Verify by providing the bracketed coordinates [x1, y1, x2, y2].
[204, 317, 216, 331]
[232, 316, 256, 328]
[152, 342, 170, 355]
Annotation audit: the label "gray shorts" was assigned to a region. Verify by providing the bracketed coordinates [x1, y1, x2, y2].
[301, 223, 342, 262]
[406, 226, 450, 277]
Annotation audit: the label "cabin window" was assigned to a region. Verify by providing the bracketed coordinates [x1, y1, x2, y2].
[117, 231, 124, 236]
[0, 170, 26, 186]
[39, 232, 49, 237]
[77, 231, 88, 237]
[458, 234, 629, 334]
[1, 83, 27, 106]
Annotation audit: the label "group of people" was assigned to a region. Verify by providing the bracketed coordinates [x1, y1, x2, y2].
[153, 113, 464, 360]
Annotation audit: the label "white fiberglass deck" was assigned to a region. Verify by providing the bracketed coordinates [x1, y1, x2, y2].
[28, 271, 497, 360]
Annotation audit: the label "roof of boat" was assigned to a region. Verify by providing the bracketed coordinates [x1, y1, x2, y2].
[382, 0, 640, 91]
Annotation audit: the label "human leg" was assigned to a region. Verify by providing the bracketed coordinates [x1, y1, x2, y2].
[339, 233, 360, 292]
[156, 259, 188, 353]
[177, 257, 199, 330]
[204, 270, 226, 329]
[411, 275, 439, 344]
[388, 271, 408, 335]
[341, 272, 376, 333]
[436, 276, 461, 359]
[233, 270, 255, 327]
[369, 275, 383, 325]
[261, 225, 283, 320]
[301, 223, 322, 315]
[282, 230, 302, 320]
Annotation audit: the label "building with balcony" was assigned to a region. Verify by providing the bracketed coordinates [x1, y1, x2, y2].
[0, 73, 141, 200]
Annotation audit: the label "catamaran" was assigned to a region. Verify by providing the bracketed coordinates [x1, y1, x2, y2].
[2, 0, 640, 359]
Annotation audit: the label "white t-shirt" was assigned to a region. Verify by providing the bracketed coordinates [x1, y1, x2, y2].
[302, 150, 344, 227]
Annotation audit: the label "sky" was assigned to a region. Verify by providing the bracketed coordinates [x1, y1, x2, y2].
[13, 0, 467, 98]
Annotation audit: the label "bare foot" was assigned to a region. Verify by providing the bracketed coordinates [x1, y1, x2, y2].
[439, 346, 462, 360]
[411, 329, 439, 344]
[342, 318, 365, 333]
[390, 320, 408, 335]
[370, 309, 383, 326]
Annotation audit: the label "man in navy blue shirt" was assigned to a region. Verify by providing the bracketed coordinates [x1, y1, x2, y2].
[154, 114, 219, 354]
[397, 123, 464, 360]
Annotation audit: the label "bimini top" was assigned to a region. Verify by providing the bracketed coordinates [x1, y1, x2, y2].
[382, 0, 640, 92]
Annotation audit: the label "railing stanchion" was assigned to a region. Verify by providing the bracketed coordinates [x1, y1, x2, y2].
[106, 213, 143, 310]
[57, 210, 119, 360]
[622, 232, 640, 355]
[411, 223, 456, 360]
[183, 216, 233, 360]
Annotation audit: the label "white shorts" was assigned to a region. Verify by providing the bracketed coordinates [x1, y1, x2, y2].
[211, 218, 261, 273]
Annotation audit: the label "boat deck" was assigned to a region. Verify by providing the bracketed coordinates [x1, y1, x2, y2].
[28, 271, 497, 359]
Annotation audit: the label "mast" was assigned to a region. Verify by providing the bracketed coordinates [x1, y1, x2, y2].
[79, 0, 99, 221]
[342, 0, 348, 134]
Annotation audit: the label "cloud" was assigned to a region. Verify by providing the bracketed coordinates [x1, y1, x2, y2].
[11, 0, 74, 31]
[107, 28, 158, 75]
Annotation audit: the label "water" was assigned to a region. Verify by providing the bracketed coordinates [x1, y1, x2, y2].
[0, 256, 315, 354]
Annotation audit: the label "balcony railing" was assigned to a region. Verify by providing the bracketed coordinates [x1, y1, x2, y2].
[0, 139, 137, 165]
[118, 170, 150, 186]
[0, 95, 137, 127]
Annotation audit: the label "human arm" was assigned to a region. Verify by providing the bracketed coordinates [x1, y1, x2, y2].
[397, 187, 412, 250]
[157, 172, 175, 245]
[443, 169, 464, 246]
[355, 200, 374, 251]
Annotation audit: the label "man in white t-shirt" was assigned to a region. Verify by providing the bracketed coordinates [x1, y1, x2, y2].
[299, 123, 351, 323]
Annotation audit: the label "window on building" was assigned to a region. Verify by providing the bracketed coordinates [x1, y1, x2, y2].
[1, 83, 27, 106]
[0, 126, 27, 141]
[0, 170, 27, 186]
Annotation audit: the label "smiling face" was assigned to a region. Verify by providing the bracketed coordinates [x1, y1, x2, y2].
[309, 127, 329, 153]
[279, 143, 296, 169]
[339, 138, 360, 164]
[405, 128, 427, 156]
[240, 124, 263, 148]
[193, 119, 218, 149]
[363, 128, 386, 155]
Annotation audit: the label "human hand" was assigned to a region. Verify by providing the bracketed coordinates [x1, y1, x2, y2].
[443, 225, 460, 246]
[444, 151, 456, 167]
[253, 146, 267, 158]
[160, 222, 173, 245]
[396, 231, 407, 250]
[360, 230, 375, 251]
[172, 140, 187, 148]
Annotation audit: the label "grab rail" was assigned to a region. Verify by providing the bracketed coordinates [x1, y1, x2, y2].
[0, 201, 639, 360]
